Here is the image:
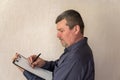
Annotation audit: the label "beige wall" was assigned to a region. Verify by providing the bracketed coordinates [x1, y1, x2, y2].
[0, 0, 120, 80]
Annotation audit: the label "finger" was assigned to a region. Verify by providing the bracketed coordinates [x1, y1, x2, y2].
[27, 55, 37, 66]
[17, 67, 25, 72]
[12, 53, 19, 61]
[28, 57, 32, 64]
[31, 61, 38, 68]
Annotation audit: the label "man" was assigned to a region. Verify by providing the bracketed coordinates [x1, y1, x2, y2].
[13, 9, 95, 80]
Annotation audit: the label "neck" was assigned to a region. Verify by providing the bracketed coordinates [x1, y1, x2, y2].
[74, 35, 84, 44]
[66, 35, 84, 48]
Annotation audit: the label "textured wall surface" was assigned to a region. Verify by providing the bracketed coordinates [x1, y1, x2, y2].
[0, 0, 120, 80]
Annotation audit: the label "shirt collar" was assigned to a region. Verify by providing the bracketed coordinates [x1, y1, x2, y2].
[65, 37, 88, 52]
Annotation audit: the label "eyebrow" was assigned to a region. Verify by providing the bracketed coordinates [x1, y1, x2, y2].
[57, 28, 64, 31]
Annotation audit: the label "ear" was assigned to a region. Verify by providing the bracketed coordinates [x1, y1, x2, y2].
[73, 25, 80, 34]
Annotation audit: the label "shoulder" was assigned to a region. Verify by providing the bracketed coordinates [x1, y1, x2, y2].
[69, 45, 94, 66]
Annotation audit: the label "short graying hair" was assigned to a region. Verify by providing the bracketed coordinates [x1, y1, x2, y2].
[55, 9, 84, 34]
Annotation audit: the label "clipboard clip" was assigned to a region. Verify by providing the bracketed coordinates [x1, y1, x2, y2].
[15, 55, 21, 62]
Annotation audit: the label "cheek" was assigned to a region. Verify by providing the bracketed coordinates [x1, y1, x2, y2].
[63, 33, 70, 40]
[65, 32, 73, 41]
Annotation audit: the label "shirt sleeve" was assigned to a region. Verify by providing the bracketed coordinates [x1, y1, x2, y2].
[53, 57, 81, 80]
[23, 70, 45, 80]
[67, 59, 94, 80]
[53, 58, 94, 80]
[23, 60, 58, 80]
[41, 60, 58, 72]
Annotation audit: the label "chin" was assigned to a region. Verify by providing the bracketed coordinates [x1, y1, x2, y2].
[62, 43, 68, 48]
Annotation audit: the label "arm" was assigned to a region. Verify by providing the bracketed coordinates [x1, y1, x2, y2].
[65, 60, 94, 80]
[13, 53, 56, 80]
[53, 58, 94, 80]
[41, 60, 58, 71]
[27, 54, 59, 72]
[23, 60, 58, 80]
[23, 70, 45, 80]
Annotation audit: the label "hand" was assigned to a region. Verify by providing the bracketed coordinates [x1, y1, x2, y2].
[28, 55, 46, 68]
[12, 53, 20, 61]
[12, 53, 25, 72]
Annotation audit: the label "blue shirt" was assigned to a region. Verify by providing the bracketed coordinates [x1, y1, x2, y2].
[23, 37, 95, 80]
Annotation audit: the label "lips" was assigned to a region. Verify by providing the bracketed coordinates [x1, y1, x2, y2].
[59, 38, 63, 41]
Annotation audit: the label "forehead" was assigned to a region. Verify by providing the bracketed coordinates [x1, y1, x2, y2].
[57, 19, 68, 29]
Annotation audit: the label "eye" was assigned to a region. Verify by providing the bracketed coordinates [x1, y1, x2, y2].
[57, 28, 64, 33]
[60, 29, 64, 33]
[60, 30, 63, 32]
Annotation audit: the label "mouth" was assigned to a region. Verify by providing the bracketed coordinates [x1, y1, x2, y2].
[59, 38, 63, 41]
[59, 38, 64, 43]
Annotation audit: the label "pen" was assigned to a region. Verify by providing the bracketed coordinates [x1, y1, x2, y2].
[31, 53, 41, 64]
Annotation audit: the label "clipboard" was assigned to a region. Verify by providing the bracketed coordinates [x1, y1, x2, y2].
[13, 54, 52, 80]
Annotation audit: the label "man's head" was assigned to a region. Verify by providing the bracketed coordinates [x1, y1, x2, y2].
[55, 9, 84, 48]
